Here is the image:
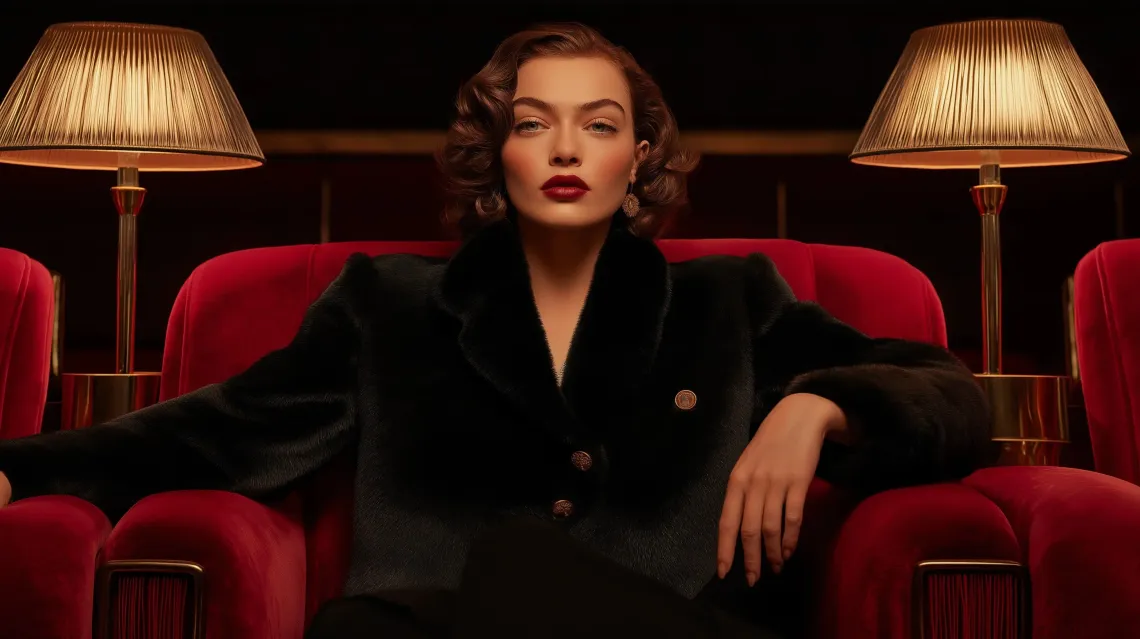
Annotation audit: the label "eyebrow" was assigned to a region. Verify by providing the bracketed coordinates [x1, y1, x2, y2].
[512, 97, 626, 116]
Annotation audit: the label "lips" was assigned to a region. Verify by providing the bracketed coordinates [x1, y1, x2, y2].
[541, 174, 590, 201]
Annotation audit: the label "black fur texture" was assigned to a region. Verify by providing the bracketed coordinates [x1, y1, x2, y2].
[0, 218, 992, 599]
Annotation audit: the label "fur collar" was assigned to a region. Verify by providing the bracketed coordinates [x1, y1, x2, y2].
[437, 217, 672, 442]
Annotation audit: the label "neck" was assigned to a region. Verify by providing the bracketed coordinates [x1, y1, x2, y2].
[517, 217, 611, 292]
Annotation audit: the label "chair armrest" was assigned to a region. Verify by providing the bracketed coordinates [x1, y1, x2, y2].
[806, 482, 1023, 639]
[0, 495, 112, 639]
[98, 490, 308, 639]
[964, 466, 1140, 639]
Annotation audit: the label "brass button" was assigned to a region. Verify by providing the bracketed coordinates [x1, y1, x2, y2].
[570, 451, 593, 471]
[675, 389, 697, 411]
[552, 499, 574, 518]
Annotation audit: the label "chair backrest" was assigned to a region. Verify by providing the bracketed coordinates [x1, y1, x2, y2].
[1075, 239, 1140, 484]
[160, 237, 948, 620]
[0, 248, 54, 439]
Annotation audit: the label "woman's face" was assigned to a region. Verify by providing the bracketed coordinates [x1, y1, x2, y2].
[501, 56, 649, 232]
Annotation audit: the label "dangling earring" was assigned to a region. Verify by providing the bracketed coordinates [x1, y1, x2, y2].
[622, 182, 640, 218]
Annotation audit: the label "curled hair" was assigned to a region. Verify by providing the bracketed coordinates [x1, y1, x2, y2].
[437, 22, 699, 238]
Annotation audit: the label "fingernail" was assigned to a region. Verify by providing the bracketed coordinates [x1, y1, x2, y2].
[717, 562, 727, 579]
[773, 563, 782, 575]
[783, 549, 792, 561]
[746, 571, 757, 586]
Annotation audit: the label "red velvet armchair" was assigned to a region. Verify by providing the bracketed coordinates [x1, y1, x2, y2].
[1075, 239, 1140, 485]
[4, 239, 1140, 639]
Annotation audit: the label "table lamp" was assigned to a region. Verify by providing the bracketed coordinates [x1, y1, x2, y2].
[850, 18, 1130, 465]
[0, 22, 265, 428]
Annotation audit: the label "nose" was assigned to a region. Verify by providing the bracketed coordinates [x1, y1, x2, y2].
[549, 128, 581, 167]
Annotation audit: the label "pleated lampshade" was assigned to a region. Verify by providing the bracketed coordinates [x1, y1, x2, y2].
[850, 19, 1130, 169]
[0, 22, 264, 171]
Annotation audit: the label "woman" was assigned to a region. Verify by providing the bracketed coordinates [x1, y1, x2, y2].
[0, 23, 992, 638]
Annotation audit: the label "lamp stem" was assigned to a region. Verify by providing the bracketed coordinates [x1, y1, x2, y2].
[112, 167, 146, 374]
[973, 163, 1007, 375]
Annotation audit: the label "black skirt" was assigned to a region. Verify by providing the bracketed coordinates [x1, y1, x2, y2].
[305, 518, 784, 639]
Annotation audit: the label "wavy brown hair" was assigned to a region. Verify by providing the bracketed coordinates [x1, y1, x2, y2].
[437, 22, 698, 238]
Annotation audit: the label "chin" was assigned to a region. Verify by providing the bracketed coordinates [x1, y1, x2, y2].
[521, 203, 616, 230]
[546, 215, 612, 229]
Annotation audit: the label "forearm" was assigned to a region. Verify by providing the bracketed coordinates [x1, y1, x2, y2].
[785, 355, 992, 491]
[757, 304, 992, 492]
[0, 381, 355, 520]
[0, 413, 230, 518]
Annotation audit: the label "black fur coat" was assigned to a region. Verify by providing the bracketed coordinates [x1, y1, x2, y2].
[0, 219, 992, 599]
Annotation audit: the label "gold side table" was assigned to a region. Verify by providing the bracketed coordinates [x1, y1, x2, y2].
[61, 373, 161, 430]
[977, 374, 1069, 466]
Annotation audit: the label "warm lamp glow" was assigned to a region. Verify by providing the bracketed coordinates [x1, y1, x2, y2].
[0, 21, 265, 396]
[850, 19, 1104, 462]
[0, 22, 264, 171]
[850, 19, 1129, 169]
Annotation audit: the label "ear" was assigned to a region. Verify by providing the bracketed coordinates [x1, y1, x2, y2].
[630, 140, 650, 183]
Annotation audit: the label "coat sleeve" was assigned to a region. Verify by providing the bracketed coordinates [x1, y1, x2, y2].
[0, 257, 367, 520]
[744, 253, 994, 495]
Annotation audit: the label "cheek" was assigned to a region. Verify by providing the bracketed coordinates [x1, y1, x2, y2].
[501, 141, 539, 190]
[594, 147, 635, 196]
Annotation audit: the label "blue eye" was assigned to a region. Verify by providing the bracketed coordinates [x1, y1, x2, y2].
[588, 121, 618, 134]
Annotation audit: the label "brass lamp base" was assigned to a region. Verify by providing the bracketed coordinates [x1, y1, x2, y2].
[976, 374, 1069, 466]
[61, 372, 161, 430]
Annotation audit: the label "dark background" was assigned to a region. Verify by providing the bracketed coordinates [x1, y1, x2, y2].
[0, 2, 1135, 378]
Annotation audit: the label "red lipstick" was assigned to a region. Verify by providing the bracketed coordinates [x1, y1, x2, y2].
[541, 174, 590, 201]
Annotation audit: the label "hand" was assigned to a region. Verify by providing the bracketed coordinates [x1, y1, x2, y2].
[717, 392, 845, 585]
[0, 471, 10, 508]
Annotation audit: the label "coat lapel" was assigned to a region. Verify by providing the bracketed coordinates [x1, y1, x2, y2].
[437, 218, 672, 441]
[560, 223, 672, 438]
